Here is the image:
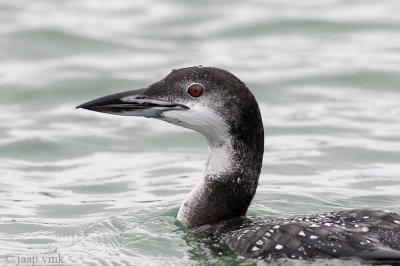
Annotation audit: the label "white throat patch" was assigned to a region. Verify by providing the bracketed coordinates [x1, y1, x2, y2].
[162, 102, 235, 176]
[205, 142, 234, 177]
[162, 102, 229, 144]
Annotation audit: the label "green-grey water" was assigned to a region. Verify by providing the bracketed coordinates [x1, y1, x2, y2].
[1, 0, 400, 265]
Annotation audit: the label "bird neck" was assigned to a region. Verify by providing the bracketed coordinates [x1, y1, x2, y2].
[177, 109, 264, 229]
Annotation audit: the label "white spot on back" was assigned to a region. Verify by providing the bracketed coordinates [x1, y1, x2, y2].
[275, 244, 283, 250]
[256, 240, 263, 246]
[361, 226, 369, 232]
[298, 231, 306, 237]
[310, 235, 318, 240]
[251, 246, 260, 252]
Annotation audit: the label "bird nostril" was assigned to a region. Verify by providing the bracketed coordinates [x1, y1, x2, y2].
[135, 95, 147, 99]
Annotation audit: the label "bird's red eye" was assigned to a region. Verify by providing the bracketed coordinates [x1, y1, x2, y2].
[187, 83, 203, 97]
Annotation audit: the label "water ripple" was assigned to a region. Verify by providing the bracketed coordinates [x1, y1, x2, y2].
[0, 0, 400, 265]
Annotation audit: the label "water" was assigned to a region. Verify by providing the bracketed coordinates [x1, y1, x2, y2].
[0, 0, 400, 265]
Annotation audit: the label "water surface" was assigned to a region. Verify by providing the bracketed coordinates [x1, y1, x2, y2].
[0, 0, 400, 265]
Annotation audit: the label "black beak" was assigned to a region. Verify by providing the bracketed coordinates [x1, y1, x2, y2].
[76, 88, 189, 118]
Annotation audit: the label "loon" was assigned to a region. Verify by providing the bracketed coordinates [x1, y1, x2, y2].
[77, 66, 400, 264]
